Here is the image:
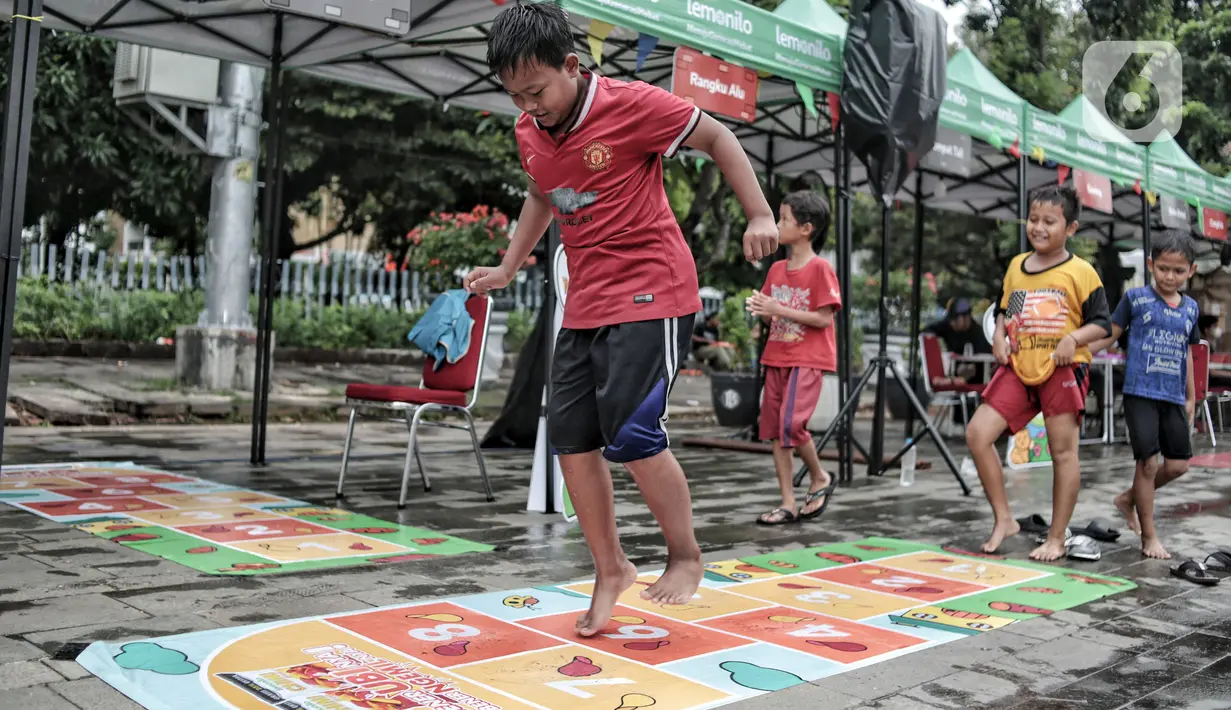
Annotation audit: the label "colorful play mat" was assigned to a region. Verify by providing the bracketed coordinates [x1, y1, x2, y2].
[0, 461, 492, 575]
[76, 536, 1135, 710]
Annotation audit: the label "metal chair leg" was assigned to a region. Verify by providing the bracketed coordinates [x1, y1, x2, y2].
[398, 410, 419, 509]
[336, 407, 358, 498]
[462, 408, 495, 502]
[409, 406, 433, 494]
[1205, 401, 1217, 447]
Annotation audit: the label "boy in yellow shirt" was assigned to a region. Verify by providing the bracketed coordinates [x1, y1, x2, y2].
[966, 185, 1112, 561]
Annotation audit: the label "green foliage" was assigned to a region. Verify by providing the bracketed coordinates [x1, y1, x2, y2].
[505, 309, 536, 353]
[849, 269, 940, 333]
[717, 288, 758, 371]
[405, 205, 514, 278]
[14, 281, 425, 350]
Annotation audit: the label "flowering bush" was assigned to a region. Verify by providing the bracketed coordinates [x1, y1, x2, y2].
[404, 205, 534, 278]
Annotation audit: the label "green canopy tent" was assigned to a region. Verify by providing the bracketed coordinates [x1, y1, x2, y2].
[1149, 133, 1231, 244]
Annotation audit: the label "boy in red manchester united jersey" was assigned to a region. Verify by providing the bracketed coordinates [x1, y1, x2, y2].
[464, 1, 778, 637]
[746, 191, 841, 526]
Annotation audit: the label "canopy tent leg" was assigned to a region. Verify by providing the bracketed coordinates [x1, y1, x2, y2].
[250, 14, 288, 465]
[0, 1, 42, 465]
[905, 170, 925, 440]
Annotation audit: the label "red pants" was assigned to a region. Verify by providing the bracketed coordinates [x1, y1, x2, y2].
[759, 366, 825, 447]
[983, 363, 1090, 433]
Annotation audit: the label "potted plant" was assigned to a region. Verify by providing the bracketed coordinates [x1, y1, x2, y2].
[709, 288, 762, 428]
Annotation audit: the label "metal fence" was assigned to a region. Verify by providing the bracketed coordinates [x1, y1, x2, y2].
[17, 242, 546, 313]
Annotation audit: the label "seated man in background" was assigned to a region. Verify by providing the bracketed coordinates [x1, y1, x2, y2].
[925, 298, 992, 384]
[692, 310, 735, 371]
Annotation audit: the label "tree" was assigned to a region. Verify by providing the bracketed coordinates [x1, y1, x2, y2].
[276, 73, 526, 262]
[0, 29, 212, 252]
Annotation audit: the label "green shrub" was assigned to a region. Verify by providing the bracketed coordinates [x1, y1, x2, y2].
[504, 309, 535, 353]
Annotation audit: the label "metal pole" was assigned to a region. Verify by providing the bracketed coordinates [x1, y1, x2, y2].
[542, 224, 558, 514]
[905, 170, 924, 440]
[0, 1, 42, 465]
[1141, 193, 1152, 286]
[1017, 155, 1028, 253]
[833, 127, 849, 485]
[250, 15, 285, 465]
[839, 134, 854, 483]
[203, 63, 264, 329]
[867, 202, 892, 476]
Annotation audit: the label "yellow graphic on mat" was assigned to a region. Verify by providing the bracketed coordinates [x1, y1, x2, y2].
[129, 506, 283, 527]
[450, 646, 730, 709]
[878, 552, 1047, 586]
[230, 533, 407, 562]
[566, 574, 770, 622]
[702, 559, 780, 583]
[143, 492, 286, 509]
[206, 620, 541, 710]
[732, 577, 910, 620]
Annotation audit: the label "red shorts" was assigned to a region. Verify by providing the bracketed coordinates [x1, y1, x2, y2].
[983, 363, 1090, 433]
[759, 366, 824, 447]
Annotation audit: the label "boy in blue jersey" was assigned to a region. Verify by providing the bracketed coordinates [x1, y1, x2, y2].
[1091, 230, 1200, 559]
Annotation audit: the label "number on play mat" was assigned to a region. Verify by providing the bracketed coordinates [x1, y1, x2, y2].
[787, 623, 850, 639]
[796, 590, 850, 604]
[601, 625, 669, 640]
[101, 488, 134, 495]
[114, 476, 149, 483]
[79, 502, 115, 511]
[296, 542, 338, 552]
[871, 575, 924, 588]
[234, 524, 279, 536]
[408, 623, 480, 642]
[546, 678, 636, 698]
[181, 511, 222, 520]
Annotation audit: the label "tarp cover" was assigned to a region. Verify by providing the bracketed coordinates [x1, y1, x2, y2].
[839, 0, 947, 202]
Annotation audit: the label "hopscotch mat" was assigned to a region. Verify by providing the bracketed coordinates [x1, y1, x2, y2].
[76, 536, 1135, 710]
[0, 461, 492, 575]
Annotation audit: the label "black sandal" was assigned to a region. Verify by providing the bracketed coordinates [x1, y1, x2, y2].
[1170, 559, 1221, 586]
[799, 481, 837, 521]
[1204, 551, 1231, 574]
[756, 507, 799, 525]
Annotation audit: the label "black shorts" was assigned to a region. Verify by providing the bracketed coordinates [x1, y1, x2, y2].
[1123, 394, 1192, 462]
[549, 314, 694, 463]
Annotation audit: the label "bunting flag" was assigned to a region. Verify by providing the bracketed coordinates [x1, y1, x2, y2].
[1133, 179, 1142, 196]
[1146, 190, 1157, 206]
[587, 19, 614, 65]
[635, 33, 658, 72]
[1031, 145, 1046, 163]
[826, 92, 841, 133]
[1007, 136, 1020, 159]
[1057, 165, 1070, 185]
[796, 83, 817, 119]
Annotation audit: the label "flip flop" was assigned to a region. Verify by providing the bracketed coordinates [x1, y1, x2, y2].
[756, 507, 799, 525]
[1171, 559, 1221, 586]
[1066, 534, 1102, 562]
[1016, 514, 1050, 535]
[798, 481, 837, 521]
[1204, 551, 1231, 574]
[1074, 519, 1121, 543]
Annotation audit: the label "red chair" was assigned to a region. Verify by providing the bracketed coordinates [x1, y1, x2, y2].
[335, 294, 495, 508]
[1193, 340, 1216, 446]
[919, 333, 984, 432]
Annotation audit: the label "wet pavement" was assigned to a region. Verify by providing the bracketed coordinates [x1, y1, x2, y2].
[1, 419, 1230, 709]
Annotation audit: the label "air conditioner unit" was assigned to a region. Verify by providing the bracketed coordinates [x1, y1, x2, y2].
[113, 44, 221, 109]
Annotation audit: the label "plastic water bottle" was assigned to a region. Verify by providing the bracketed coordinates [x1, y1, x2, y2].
[900, 439, 916, 486]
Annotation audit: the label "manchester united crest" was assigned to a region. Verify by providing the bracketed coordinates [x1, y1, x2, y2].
[581, 140, 613, 172]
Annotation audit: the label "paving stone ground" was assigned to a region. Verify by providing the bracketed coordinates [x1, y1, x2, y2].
[1, 415, 1229, 709]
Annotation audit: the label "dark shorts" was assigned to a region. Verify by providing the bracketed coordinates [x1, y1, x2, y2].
[549, 314, 694, 463]
[983, 363, 1090, 433]
[1123, 394, 1192, 461]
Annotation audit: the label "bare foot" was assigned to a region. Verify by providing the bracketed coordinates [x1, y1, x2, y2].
[1114, 492, 1140, 534]
[981, 519, 1021, 553]
[575, 560, 637, 637]
[1030, 537, 1067, 562]
[1141, 536, 1171, 560]
[641, 555, 703, 605]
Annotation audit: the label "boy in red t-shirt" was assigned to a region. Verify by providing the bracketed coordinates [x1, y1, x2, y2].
[463, 2, 778, 638]
[746, 191, 841, 525]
